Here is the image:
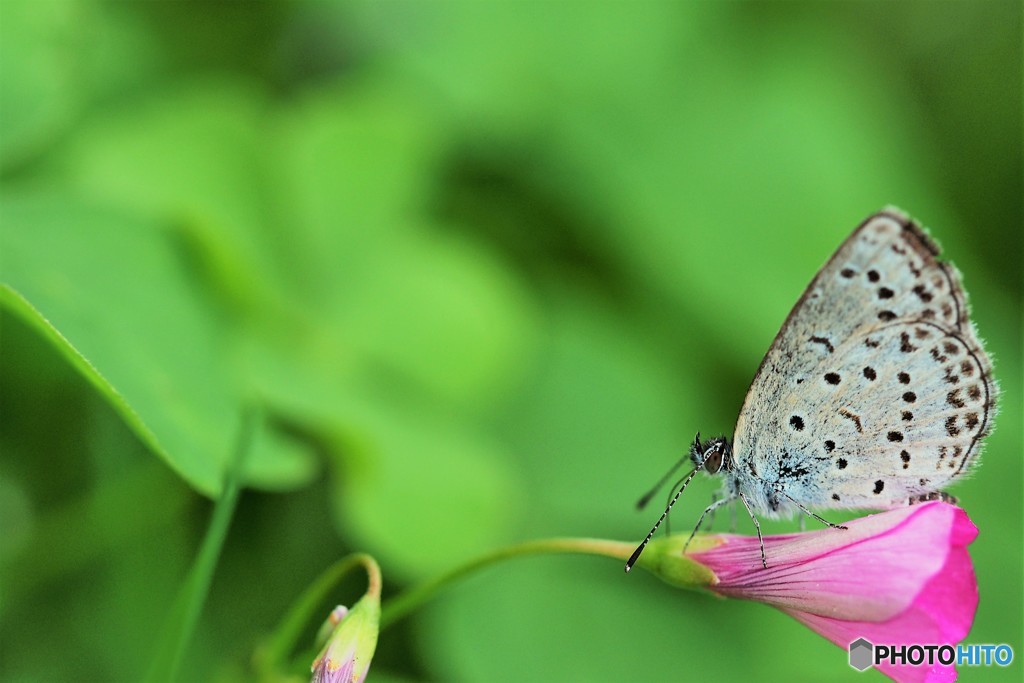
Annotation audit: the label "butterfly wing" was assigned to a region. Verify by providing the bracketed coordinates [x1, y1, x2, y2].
[732, 208, 996, 510]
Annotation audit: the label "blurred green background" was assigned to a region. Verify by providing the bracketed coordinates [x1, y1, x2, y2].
[1, 1, 1020, 681]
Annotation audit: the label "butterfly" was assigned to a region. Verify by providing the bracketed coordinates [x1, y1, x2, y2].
[626, 208, 997, 570]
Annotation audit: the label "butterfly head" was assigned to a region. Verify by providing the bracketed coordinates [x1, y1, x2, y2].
[690, 433, 732, 475]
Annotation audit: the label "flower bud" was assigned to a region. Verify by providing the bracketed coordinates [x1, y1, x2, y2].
[310, 594, 379, 683]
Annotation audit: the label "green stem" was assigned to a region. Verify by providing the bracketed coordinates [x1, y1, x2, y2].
[146, 405, 258, 683]
[379, 538, 635, 630]
[256, 553, 381, 678]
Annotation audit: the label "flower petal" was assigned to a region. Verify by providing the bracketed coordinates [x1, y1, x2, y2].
[782, 506, 977, 682]
[688, 502, 972, 622]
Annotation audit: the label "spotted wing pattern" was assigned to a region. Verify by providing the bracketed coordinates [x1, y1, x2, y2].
[732, 209, 996, 510]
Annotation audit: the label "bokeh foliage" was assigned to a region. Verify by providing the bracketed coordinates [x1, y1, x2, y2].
[1, 1, 1020, 681]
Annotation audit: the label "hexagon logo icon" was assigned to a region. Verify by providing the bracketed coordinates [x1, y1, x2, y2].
[849, 638, 874, 671]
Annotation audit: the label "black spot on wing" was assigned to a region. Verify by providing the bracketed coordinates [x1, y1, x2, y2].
[780, 463, 810, 479]
[947, 389, 965, 408]
[899, 332, 917, 353]
[809, 335, 835, 353]
[839, 408, 862, 432]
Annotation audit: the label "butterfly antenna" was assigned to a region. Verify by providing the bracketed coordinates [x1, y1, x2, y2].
[635, 433, 701, 510]
[635, 454, 692, 509]
[625, 465, 702, 573]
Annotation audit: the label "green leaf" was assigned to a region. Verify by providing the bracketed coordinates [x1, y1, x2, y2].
[496, 289, 699, 535]
[0, 193, 315, 495]
[533, 19, 941, 367]
[272, 80, 539, 404]
[333, 233, 539, 406]
[62, 78, 286, 315]
[272, 78, 444, 266]
[330, 401, 523, 579]
[0, 285, 166, 462]
[235, 324, 527, 580]
[346, 0, 693, 128]
[0, 0, 82, 167]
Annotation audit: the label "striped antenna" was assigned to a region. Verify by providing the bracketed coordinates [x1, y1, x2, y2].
[624, 464, 702, 573]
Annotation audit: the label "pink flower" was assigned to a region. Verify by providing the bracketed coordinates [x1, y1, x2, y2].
[687, 501, 978, 682]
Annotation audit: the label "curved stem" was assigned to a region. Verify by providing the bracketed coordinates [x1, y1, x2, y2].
[256, 553, 381, 678]
[379, 538, 634, 630]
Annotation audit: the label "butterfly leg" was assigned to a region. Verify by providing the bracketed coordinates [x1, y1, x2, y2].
[662, 482, 681, 536]
[729, 500, 738, 533]
[706, 493, 719, 530]
[777, 489, 848, 530]
[684, 495, 734, 553]
[738, 493, 767, 569]
[908, 491, 958, 505]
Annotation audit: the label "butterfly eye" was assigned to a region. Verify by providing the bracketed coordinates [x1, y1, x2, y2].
[702, 443, 725, 474]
